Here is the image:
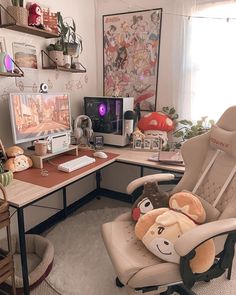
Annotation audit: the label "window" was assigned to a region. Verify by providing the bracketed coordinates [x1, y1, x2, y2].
[190, 3, 236, 121]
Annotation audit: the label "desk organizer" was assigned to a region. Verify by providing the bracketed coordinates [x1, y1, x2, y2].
[25, 145, 78, 169]
[0, 184, 16, 295]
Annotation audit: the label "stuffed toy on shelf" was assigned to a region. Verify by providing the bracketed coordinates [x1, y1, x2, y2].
[26, 2, 44, 29]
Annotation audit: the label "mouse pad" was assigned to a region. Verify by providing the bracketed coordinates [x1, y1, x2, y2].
[14, 150, 119, 188]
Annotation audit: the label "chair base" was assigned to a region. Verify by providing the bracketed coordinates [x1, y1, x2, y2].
[160, 284, 197, 295]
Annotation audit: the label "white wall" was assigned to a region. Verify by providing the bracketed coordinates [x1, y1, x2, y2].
[0, 0, 98, 234]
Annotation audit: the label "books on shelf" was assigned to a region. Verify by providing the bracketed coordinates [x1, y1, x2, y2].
[148, 151, 184, 165]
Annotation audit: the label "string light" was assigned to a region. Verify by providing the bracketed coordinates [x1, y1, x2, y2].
[118, 0, 236, 22]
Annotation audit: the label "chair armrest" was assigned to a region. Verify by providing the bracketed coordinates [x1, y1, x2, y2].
[175, 218, 236, 257]
[126, 173, 175, 195]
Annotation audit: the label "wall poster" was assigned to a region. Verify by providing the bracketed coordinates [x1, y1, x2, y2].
[103, 8, 162, 111]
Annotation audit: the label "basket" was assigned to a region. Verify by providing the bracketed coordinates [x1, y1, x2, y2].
[6, 6, 28, 26]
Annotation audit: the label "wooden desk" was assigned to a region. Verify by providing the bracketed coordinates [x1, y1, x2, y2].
[3, 147, 184, 294]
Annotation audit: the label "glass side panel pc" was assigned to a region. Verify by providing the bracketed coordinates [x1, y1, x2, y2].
[84, 96, 124, 135]
[8, 93, 72, 144]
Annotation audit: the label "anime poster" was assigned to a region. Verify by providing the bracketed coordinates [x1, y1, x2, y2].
[103, 8, 162, 111]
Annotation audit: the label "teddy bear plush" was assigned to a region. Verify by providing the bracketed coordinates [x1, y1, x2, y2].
[131, 181, 169, 221]
[135, 191, 215, 273]
[27, 2, 44, 29]
[4, 146, 33, 173]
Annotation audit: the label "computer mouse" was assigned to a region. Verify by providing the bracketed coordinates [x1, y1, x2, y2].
[93, 151, 108, 159]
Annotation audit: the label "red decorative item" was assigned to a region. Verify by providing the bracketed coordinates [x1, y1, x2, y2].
[27, 2, 43, 28]
[137, 112, 174, 132]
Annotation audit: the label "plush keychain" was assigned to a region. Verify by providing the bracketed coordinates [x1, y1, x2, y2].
[135, 191, 215, 273]
[27, 2, 44, 29]
[131, 181, 169, 221]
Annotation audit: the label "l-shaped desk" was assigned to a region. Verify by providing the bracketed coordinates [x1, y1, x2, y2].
[3, 147, 185, 295]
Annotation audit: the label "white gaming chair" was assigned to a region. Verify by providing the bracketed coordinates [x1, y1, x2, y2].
[102, 106, 236, 295]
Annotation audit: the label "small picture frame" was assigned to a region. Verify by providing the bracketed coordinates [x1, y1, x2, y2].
[0, 139, 7, 161]
[152, 138, 161, 150]
[143, 138, 151, 150]
[134, 138, 142, 149]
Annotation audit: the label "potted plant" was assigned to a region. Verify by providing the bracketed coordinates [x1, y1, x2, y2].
[57, 13, 83, 66]
[0, 160, 13, 187]
[6, 0, 28, 26]
[46, 42, 64, 67]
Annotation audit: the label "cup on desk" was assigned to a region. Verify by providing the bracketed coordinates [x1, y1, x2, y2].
[34, 140, 48, 156]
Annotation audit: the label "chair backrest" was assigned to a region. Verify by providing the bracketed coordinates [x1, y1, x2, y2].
[173, 106, 236, 222]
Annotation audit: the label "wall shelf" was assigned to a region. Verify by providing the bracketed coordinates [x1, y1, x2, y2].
[0, 22, 59, 39]
[0, 71, 23, 77]
[41, 50, 87, 73]
[0, 4, 59, 39]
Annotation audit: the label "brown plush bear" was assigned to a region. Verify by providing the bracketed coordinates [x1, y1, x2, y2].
[135, 191, 215, 273]
[131, 181, 169, 221]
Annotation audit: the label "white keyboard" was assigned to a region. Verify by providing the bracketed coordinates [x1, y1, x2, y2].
[58, 156, 96, 173]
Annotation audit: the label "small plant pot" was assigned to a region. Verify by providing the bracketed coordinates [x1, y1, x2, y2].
[0, 170, 13, 187]
[48, 50, 64, 67]
[63, 55, 71, 69]
[66, 43, 80, 56]
[6, 6, 28, 26]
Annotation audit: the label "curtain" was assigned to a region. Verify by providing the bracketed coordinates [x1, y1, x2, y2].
[174, 0, 236, 121]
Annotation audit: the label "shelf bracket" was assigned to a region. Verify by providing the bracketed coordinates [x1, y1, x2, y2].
[0, 4, 17, 27]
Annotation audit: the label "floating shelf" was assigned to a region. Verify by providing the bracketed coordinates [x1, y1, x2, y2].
[0, 4, 59, 39]
[41, 50, 87, 73]
[0, 22, 59, 38]
[0, 71, 23, 77]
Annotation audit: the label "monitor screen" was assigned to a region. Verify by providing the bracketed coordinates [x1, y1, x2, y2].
[9, 93, 71, 144]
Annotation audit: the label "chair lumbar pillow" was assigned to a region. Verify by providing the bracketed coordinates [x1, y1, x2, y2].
[131, 181, 169, 221]
[135, 191, 215, 273]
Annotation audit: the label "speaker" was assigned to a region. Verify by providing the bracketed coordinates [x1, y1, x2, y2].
[74, 115, 93, 140]
[0, 52, 14, 73]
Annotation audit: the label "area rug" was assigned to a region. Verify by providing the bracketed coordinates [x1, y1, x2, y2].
[45, 206, 236, 295]
[45, 207, 130, 295]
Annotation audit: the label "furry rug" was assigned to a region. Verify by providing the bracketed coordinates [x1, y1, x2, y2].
[45, 207, 129, 295]
[45, 206, 236, 295]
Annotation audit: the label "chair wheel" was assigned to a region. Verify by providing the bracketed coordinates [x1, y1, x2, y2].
[116, 277, 124, 288]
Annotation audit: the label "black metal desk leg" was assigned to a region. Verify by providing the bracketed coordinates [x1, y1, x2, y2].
[17, 207, 30, 295]
[96, 170, 101, 199]
[63, 187, 67, 219]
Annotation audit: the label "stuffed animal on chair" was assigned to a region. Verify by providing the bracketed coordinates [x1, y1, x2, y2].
[135, 191, 215, 273]
[131, 181, 169, 221]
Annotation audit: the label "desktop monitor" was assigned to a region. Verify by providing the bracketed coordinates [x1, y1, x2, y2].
[8, 93, 72, 144]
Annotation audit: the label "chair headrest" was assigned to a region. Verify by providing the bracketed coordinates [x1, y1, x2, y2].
[209, 125, 236, 157]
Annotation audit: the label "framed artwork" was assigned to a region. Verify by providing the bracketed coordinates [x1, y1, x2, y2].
[0, 37, 6, 52]
[103, 8, 162, 111]
[12, 42, 38, 69]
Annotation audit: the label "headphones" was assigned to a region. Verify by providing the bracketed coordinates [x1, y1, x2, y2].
[74, 115, 93, 140]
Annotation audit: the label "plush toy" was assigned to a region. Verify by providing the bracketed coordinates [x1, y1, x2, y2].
[5, 146, 24, 158]
[137, 112, 174, 148]
[5, 155, 33, 173]
[27, 2, 44, 29]
[131, 181, 169, 221]
[5, 146, 33, 172]
[135, 191, 215, 273]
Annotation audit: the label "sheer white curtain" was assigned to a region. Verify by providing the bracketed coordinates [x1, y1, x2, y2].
[170, 0, 236, 121]
[190, 1, 236, 121]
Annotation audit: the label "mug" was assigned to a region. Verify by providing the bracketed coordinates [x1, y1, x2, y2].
[34, 141, 48, 156]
